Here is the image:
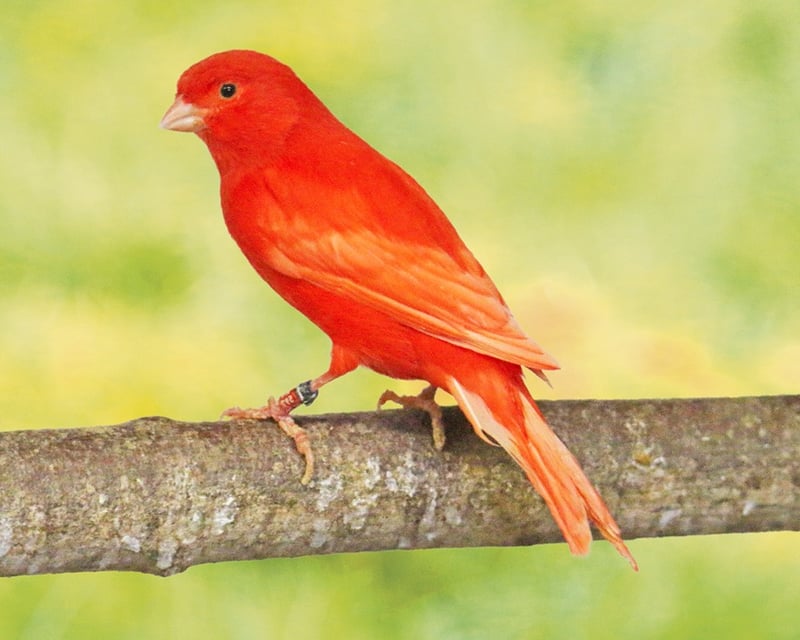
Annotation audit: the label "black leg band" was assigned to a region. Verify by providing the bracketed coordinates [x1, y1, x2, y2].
[296, 380, 318, 406]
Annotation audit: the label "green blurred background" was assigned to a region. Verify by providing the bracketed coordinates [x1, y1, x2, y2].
[1, 0, 798, 638]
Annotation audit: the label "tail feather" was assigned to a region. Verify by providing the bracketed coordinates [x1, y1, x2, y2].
[448, 376, 637, 570]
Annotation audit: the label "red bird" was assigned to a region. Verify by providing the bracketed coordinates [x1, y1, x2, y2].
[161, 50, 636, 568]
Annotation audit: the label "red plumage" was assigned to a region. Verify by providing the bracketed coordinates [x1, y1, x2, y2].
[161, 50, 636, 569]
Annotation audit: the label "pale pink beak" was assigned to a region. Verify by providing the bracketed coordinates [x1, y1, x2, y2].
[160, 96, 207, 133]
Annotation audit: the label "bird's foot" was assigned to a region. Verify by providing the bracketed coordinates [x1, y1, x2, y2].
[378, 385, 446, 450]
[222, 389, 315, 485]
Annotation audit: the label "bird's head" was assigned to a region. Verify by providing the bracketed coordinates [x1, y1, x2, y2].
[160, 50, 317, 171]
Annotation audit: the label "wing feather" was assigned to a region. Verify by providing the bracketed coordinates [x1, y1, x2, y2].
[267, 223, 558, 372]
[230, 143, 559, 372]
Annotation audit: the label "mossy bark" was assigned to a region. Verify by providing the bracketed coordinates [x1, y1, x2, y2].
[0, 395, 797, 576]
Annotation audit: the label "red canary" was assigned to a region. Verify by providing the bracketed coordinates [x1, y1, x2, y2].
[161, 50, 636, 568]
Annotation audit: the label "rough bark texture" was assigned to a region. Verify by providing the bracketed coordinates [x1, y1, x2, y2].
[0, 395, 797, 576]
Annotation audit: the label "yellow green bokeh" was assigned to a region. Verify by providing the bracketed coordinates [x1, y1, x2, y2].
[1, 1, 798, 638]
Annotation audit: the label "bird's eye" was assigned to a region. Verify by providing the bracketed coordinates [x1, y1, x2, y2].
[219, 83, 237, 99]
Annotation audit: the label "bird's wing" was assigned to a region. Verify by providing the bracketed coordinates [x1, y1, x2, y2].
[255, 164, 559, 373]
[272, 229, 557, 371]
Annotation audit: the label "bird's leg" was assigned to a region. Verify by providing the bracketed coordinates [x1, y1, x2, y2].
[222, 347, 358, 485]
[378, 385, 446, 451]
[222, 380, 320, 484]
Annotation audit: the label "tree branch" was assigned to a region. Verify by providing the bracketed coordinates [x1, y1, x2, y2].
[0, 395, 797, 576]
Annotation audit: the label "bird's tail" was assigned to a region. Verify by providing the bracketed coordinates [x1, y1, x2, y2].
[447, 370, 637, 570]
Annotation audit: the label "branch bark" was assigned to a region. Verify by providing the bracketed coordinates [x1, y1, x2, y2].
[0, 395, 797, 576]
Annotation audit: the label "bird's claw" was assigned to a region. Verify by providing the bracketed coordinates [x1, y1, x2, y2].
[220, 405, 271, 421]
[221, 396, 314, 484]
[378, 385, 446, 451]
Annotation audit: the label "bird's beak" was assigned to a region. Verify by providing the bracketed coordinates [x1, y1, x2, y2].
[160, 96, 207, 133]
